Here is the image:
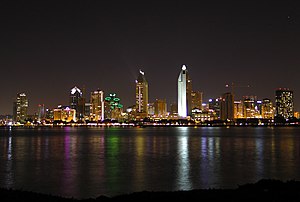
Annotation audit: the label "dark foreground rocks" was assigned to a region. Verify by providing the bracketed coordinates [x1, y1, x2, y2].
[1, 179, 300, 202]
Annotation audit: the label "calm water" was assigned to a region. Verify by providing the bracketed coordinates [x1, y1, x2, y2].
[0, 126, 300, 198]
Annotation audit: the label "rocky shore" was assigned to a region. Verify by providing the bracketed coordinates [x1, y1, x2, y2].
[1, 179, 300, 201]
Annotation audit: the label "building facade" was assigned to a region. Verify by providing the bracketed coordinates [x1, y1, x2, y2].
[13, 92, 28, 123]
[70, 86, 85, 120]
[154, 99, 167, 118]
[178, 65, 192, 118]
[261, 98, 274, 119]
[220, 92, 234, 121]
[135, 70, 148, 118]
[90, 89, 104, 121]
[275, 89, 294, 121]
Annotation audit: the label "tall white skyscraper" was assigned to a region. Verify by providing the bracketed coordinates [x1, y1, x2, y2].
[178, 65, 188, 117]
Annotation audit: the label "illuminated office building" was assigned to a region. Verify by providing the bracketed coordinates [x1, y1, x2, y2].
[243, 96, 257, 118]
[275, 89, 294, 120]
[104, 93, 123, 120]
[53, 106, 76, 122]
[70, 86, 85, 119]
[191, 91, 203, 110]
[178, 65, 192, 117]
[154, 99, 167, 118]
[90, 89, 104, 121]
[209, 98, 221, 119]
[261, 98, 274, 119]
[234, 100, 244, 119]
[135, 70, 148, 118]
[13, 92, 28, 123]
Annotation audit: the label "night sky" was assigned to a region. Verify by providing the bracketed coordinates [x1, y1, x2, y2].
[1, 1, 300, 114]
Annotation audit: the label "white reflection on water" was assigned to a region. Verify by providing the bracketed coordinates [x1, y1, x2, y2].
[4, 129, 13, 187]
[8, 136, 12, 161]
[177, 127, 191, 190]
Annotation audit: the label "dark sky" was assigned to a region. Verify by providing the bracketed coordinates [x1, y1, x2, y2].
[1, 0, 300, 114]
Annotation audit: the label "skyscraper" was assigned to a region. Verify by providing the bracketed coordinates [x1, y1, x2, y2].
[275, 88, 294, 121]
[70, 86, 84, 119]
[104, 93, 123, 120]
[154, 99, 167, 118]
[90, 89, 104, 121]
[13, 92, 28, 123]
[220, 92, 234, 121]
[191, 91, 203, 110]
[261, 98, 274, 119]
[135, 70, 148, 118]
[37, 104, 45, 122]
[178, 65, 192, 118]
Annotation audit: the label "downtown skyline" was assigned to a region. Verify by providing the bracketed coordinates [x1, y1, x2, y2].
[1, 1, 300, 114]
[7, 66, 298, 123]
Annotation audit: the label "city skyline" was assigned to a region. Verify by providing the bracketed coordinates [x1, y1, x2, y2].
[1, 1, 300, 114]
[2, 67, 300, 116]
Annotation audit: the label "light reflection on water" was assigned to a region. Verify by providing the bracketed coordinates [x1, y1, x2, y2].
[0, 127, 300, 199]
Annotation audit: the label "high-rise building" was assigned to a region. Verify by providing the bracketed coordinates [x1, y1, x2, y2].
[178, 65, 192, 118]
[209, 98, 221, 119]
[13, 92, 28, 123]
[104, 93, 123, 120]
[275, 88, 294, 121]
[243, 96, 257, 118]
[261, 98, 274, 119]
[148, 103, 155, 117]
[234, 100, 244, 119]
[90, 89, 104, 121]
[70, 86, 85, 119]
[191, 91, 203, 110]
[220, 92, 234, 121]
[135, 70, 148, 118]
[37, 104, 45, 122]
[154, 99, 167, 118]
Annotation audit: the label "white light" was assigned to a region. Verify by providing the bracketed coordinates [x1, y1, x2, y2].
[71, 86, 82, 95]
[182, 65, 187, 70]
[139, 70, 144, 75]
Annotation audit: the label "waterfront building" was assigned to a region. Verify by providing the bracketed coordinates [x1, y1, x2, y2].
[84, 103, 92, 119]
[90, 89, 104, 121]
[209, 98, 221, 119]
[178, 65, 192, 118]
[154, 99, 167, 118]
[104, 93, 123, 121]
[243, 96, 257, 118]
[45, 108, 53, 121]
[234, 100, 244, 119]
[70, 86, 85, 120]
[37, 104, 45, 122]
[53, 106, 76, 122]
[191, 91, 203, 110]
[135, 70, 148, 119]
[191, 108, 218, 122]
[261, 98, 274, 119]
[275, 88, 294, 121]
[169, 102, 178, 116]
[148, 103, 155, 117]
[13, 92, 28, 123]
[220, 92, 234, 121]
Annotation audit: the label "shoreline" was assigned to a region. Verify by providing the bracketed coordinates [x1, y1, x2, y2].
[1, 179, 300, 201]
